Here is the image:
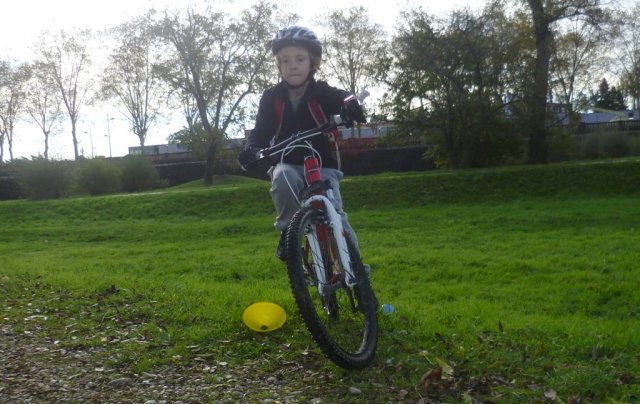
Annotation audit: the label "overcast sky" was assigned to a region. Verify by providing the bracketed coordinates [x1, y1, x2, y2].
[1, 0, 487, 61]
[0, 0, 485, 159]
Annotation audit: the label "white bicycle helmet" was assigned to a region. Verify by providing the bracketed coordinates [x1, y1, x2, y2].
[271, 26, 322, 57]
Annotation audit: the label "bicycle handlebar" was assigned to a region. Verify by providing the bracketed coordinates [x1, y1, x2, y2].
[256, 114, 350, 161]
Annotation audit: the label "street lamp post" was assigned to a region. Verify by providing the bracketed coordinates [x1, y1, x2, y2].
[106, 115, 114, 158]
[83, 130, 94, 158]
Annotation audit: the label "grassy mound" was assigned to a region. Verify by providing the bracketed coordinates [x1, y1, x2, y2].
[1, 159, 638, 402]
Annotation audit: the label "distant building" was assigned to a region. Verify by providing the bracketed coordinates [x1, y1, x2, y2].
[339, 124, 393, 139]
[129, 143, 188, 156]
[226, 138, 245, 148]
[243, 123, 394, 141]
[546, 102, 571, 125]
[502, 102, 572, 125]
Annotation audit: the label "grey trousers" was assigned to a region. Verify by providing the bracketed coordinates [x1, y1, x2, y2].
[268, 163, 359, 248]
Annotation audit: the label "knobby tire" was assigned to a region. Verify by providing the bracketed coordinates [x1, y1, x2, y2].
[285, 206, 378, 369]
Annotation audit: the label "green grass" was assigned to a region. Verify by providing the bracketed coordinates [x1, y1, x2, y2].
[1, 161, 639, 402]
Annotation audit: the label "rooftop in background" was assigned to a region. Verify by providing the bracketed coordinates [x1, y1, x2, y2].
[580, 109, 639, 124]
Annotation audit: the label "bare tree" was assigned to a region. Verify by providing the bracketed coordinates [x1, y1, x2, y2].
[614, 3, 640, 114]
[317, 6, 388, 137]
[37, 29, 92, 160]
[154, 1, 281, 184]
[0, 61, 29, 162]
[101, 12, 164, 150]
[0, 60, 7, 163]
[550, 18, 610, 115]
[319, 6, 388, 98]
[166, 91, 205, 157]
[24, 62, 64, 160]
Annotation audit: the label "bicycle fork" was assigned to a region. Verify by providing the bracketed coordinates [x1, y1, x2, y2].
[302, 194, 356, 297]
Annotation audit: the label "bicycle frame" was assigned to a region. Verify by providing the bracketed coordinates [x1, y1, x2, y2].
[258, 116, 357, 290]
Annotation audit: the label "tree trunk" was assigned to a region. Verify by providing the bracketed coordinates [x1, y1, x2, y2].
[199, 117, 217, 185]
[8, 133, 14, 161]
[204, 142, 217, 185]
[71, 121, 80, 160]
[44, 132, 50, 160]
[527, 0, 552, 164]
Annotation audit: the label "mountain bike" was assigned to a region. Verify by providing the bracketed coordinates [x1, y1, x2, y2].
[251, 116, 378, 369]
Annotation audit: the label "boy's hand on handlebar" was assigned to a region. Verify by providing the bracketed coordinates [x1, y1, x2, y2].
[341, 95, 366, 125]
[237, 147, 261, 171]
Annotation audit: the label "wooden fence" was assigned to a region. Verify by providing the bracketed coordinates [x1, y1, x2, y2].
[577, 119, 640, 134]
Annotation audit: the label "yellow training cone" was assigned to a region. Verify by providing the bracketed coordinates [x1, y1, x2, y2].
[242, 302, 287, 332]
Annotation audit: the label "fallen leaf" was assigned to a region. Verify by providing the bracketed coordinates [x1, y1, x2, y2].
[420, 367, 442, 392]
[436, 357, 454, 377]
[544, 389, 557, 400]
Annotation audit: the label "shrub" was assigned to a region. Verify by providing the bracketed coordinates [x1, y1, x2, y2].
[119, 155, 160, 192]
[76, 158, 121, 195]
[629, 135, 640, 156]
[600, 132, 630, 158]
[14, 157, 73, 200]
[578, 132, 632, 160]
[579, 132, 602, 159]
[547, 131, 575, 163]
[0, 163, 21, 200]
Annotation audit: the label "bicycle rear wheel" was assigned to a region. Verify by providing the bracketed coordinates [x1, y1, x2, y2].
[286, 206, 378, 369]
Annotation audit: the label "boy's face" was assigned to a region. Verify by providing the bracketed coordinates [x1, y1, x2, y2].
[277, 45, 311, 88]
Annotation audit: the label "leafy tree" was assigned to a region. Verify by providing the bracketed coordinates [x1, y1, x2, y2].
[593, 78, 626, 110]
[101, 12, 164, 149]
[153, 1, 280, 184]
[168, 122, 209, 161]
[387, 6, 523, 168]
[37, 29, 92, 160]
[524, 0, 608, 164]
[0, 61, 30, 162]
[24, 61, 64, 160]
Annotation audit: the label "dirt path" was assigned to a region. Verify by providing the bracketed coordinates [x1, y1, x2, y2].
[1, 321, 402, 403]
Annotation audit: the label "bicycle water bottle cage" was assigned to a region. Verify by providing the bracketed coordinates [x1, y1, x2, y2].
[299, 179, 332, 200]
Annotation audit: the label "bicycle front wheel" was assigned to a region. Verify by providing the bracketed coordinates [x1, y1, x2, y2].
[286, 206, 378, 369]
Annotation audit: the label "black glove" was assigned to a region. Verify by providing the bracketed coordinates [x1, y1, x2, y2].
[341, 94, 366, 124]
[238, 147, 260, 171]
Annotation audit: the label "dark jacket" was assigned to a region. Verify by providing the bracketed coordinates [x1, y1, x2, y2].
[246, 79, 351, 169]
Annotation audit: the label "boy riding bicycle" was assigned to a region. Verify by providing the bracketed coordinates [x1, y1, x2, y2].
[238, 26, 366, 261]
